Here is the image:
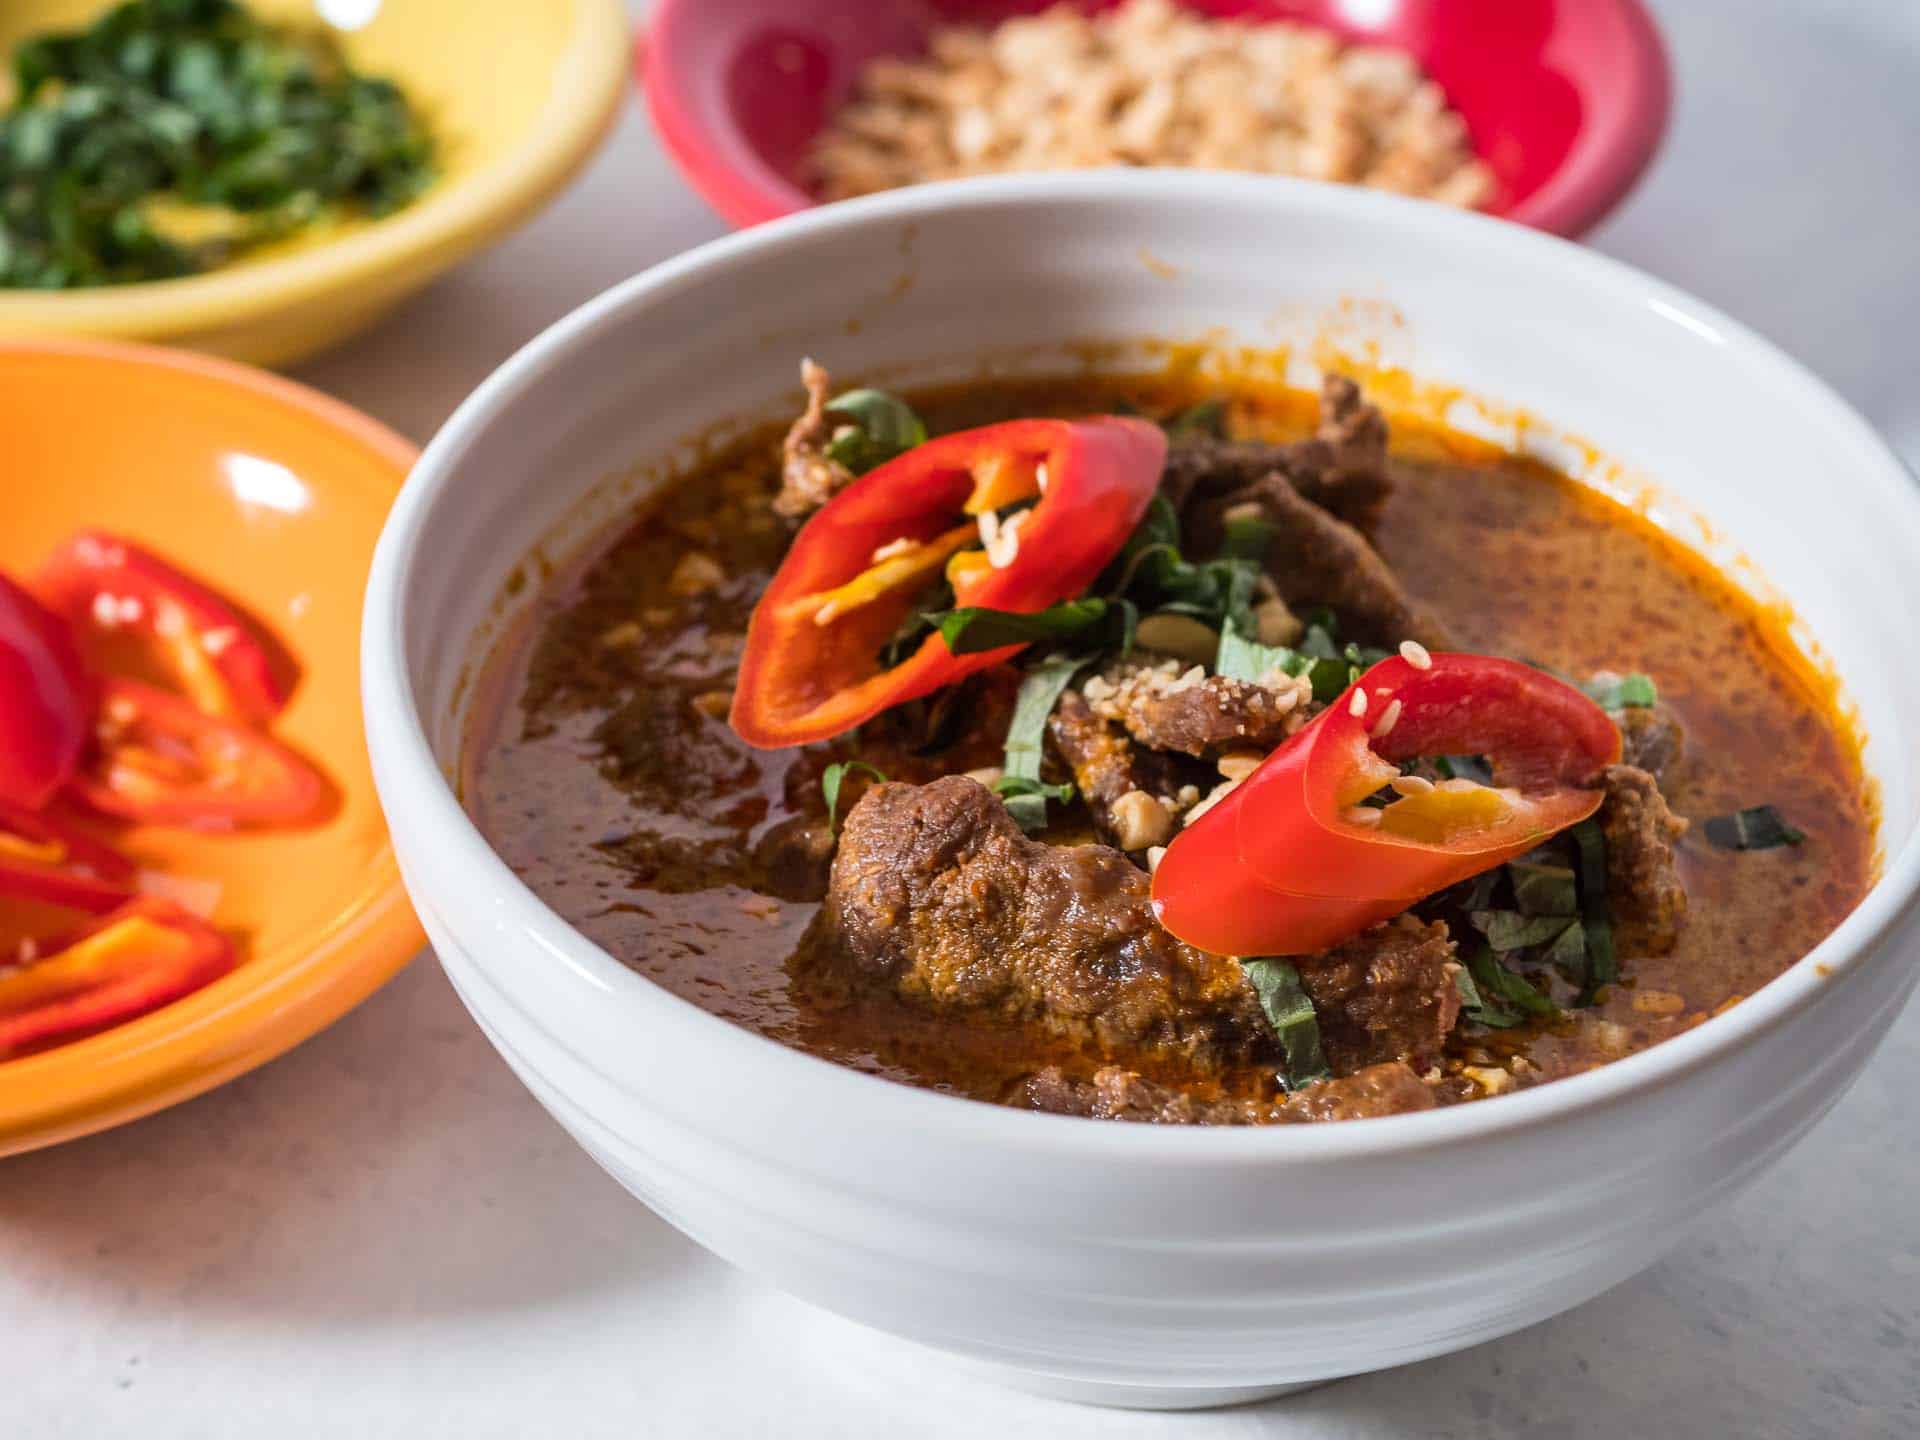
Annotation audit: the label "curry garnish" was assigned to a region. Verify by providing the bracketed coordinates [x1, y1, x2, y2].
[1703, 804, 1806, 852]
[997, 654, 1092, 831]
[0, 0, 436, 290]
[821, 388, 927, 474]
[822, 761, 889, 834]
[1241, 959, 1332, 1091]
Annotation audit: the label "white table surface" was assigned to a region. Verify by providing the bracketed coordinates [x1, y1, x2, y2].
[7, 2, 1919, 1435]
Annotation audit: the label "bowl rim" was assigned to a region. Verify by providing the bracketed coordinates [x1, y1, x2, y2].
[0, 336, 426, 1157]
[638, 0, 1672, 239]
[0, 0, 630, 339]
[365, 171, 1920, 1164]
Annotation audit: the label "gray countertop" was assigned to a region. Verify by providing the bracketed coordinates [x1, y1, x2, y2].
[5, 2, 1917, 1435]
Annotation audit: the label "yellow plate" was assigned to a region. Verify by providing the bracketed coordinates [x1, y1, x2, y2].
[0, 338, 425, 1156]
[0, 0, 629, 368]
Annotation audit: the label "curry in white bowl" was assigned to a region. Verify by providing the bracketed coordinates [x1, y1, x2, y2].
[463, 366, 1873, 1125]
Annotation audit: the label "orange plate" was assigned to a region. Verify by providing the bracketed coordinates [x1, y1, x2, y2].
[0, 339, 424, 1156]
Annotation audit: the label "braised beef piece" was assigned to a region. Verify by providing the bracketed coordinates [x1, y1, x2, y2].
[1191, 471, 1449, 651]
[1115, 673, 1301, 758]
[1273, 1062, 1440, 1122]
[805, 776, 1271, 1070]
[1016, 1061, 1436, 1125]
[1600, 764, 1689, 956]
[1161, 375, 1392, 532]
[1047, 692, 1205, 847]
[773, 358, 854, 519]
[1617, 704, 1685, 781]
[753, 815, 837, 902]
[1296, 916, 1461, 1072]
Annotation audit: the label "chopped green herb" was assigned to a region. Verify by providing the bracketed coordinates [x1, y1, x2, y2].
[997, 654, 1090, 831]
[1214, 616, 1293, 683]
[1, 0, 437, 289]
[1454, 964, 1525, 1029]
[1507, 861, 1578, 918]
[1163, 397, 1227, 438]
[1570, 817, 1616, 1003]
[1461, 943, 1557, 1021]
[1217, 511, 1278, 564]
[821, 761, 887, 833]
[1703, 804, 1806, 851]
[1241, 958, 1331, 1091]
[993, 775, 1075, 806]
[931, 597, 1113, 655]
[1471, 910, 1578, 953]
[1582, 672, 1660, 711]
[822, 388, 927, 474]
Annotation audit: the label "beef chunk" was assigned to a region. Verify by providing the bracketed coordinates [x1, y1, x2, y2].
[1079, 659, 1310, 760]
[1048, 691, 1204, 848]
[809, 776, 1270, 1069]
[1296, 916, 1461, 1072]
[1122, 674, 1304, 757]
[1617, 704, 1684, 781]
[1600, 764, 1688, 956]
[1016, 1066, 1256, 1124]
[752, 815, 836, 902]
[1015, 1061, 1436, 1125]
[1194, 473, 1449, 650]
[1162, 375, 1392, 532]
[1274, 1062, 1439, 1123]
[773, 358, 854, 519]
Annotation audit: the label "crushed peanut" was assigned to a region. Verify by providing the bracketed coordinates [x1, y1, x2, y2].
[1632, 988, 1687, 1016]
[669, 552, 726, 597]
[691, 689, 733, 719]
[1216, 749, 1264, 783]
[1110, 789, 1174, 851]
[808, 0, 1494, 208]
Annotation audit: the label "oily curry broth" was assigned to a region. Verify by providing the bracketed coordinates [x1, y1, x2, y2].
[465, 376, 1875, 1107]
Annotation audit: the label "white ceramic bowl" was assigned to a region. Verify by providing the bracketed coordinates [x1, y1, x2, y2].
[363, 174, 1920, 1409]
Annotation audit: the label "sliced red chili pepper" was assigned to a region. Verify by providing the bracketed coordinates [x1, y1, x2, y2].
[1153, 653, 1620, 956]
[0, 898, 234, 1059]
[731, 416, 1166, 748]
[0, 799, 136, 914]
[0, 572, 94, 810]
[72, 677, 328, 831]
[37, 530, 290, 723]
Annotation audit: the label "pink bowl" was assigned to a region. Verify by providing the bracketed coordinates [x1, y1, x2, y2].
[640, 0, 1671, 238]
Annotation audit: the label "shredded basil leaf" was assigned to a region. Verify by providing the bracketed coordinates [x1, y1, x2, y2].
[1570, 817, 1616, 1003]
[1472, 910, 1578, 953]
[1214, 617, 1293, 683]
[1507, 861, 1578, 918]
[1241, 958, 1331, 1090]
[998, 654, 1090, 831]
[993, 775, 1075, 806]
[822, 388, 927, 474]
[1582, 672, 1660, 711]
[1164, 397, 1227, 437]
[932, 598, 1111, 655]
[1454, 963, 1525, 1029]
[1703, 804, 1806, 851]
[821, 761, 887, 833]
[1461, 943, 1557, 1020]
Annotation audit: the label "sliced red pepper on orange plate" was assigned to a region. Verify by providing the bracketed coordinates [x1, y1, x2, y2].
[37, 530, 291, 724]
[72, 677, 328, 831]
[0, 571, 95, 810]
[0, 898, 235, 1059]
[0, 799, 136, 914]
[731, 416, 1166, 748]
[1152, 653, 1620, 957]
